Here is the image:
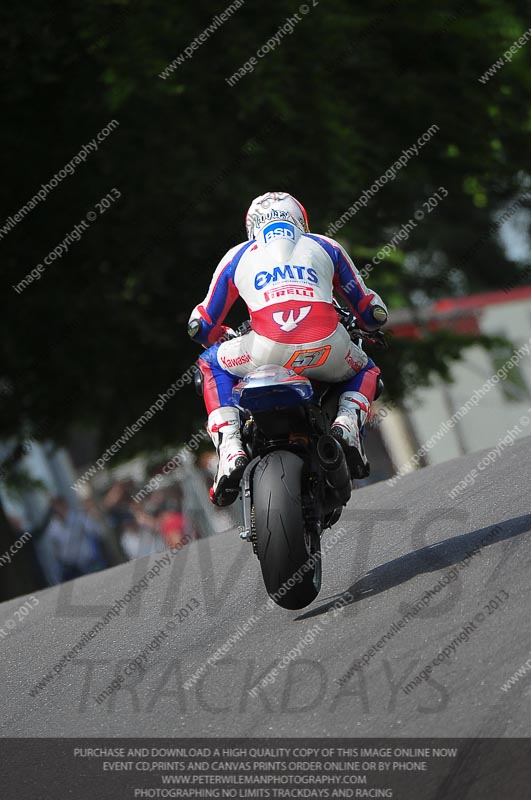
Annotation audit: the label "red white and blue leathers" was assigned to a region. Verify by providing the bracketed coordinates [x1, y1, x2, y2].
[189, 223, 386, 415]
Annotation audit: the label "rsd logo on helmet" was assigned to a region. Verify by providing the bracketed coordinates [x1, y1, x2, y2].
[262, 221, 296, 244]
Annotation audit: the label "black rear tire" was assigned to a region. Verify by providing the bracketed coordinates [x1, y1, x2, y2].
[252, 450, 321, 610]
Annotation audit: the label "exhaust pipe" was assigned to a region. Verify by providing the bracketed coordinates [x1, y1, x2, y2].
[316, 435, 351, 503]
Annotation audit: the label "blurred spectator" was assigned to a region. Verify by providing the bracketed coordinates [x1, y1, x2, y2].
[157, 505, 186, 547]
[197, 451, 218, 489]
[196, 450, 237, 532]
[35, 496, 110, 585]
[5, 513, 46, 590]
[82, 496, 125, 567]
[102, 479, 136, 536]
[120, 510, 165, 560]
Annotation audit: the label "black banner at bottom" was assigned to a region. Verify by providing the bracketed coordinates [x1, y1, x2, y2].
[2, 738, 531, 799]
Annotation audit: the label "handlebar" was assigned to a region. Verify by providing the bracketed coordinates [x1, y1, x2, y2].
[333, 300, 388, 350]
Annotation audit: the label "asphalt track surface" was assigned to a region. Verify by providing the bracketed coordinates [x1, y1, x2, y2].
[1, 437, 530, 737]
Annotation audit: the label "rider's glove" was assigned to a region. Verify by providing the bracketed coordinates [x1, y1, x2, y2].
[219, 327, 237, 342]
[371, 305, 388, 327]
[187, 317, 202, 341]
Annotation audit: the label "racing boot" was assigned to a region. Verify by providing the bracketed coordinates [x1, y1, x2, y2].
[331, 392, 370, 479]
[207, 406, 248, 507]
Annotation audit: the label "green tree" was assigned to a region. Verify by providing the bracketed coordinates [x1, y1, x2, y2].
[1, 0, 530, 454]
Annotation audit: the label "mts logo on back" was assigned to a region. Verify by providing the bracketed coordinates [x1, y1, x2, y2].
[255, 265, 318, 290]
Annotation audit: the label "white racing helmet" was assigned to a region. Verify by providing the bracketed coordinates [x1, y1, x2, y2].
[245, 192, 309, 240]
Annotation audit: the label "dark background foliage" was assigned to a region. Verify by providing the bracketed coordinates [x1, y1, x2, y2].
[1, 0, 530, 455]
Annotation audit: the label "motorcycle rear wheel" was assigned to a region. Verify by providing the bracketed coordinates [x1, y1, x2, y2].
[252, 450, 322, 610]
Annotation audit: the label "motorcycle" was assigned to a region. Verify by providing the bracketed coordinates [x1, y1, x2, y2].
[197, 303, 386, 610]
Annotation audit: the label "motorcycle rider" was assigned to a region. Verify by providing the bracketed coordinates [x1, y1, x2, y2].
[188, 192, 388, 506]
